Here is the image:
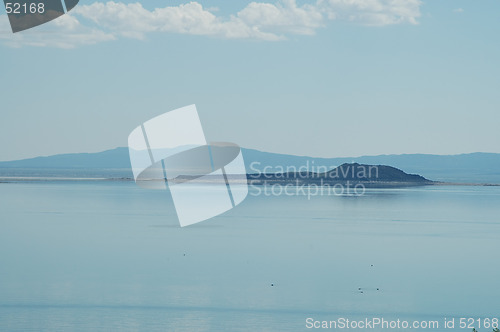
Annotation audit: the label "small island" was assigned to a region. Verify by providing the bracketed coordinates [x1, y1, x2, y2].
[247, 162, 434, 188]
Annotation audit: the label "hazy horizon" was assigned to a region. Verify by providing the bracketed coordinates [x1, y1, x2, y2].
[2, 145, 500, 163]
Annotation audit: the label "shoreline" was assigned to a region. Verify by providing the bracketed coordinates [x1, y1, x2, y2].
[1, 176, 499, 187]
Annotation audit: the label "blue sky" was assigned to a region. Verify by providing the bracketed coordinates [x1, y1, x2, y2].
[1, 0, 499, 161]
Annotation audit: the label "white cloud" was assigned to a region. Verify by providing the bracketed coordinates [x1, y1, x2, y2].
[0, 14, 114, 48]
[453, 8, 464, 13]
[237, 0, 324, 35]
[1, 0, 423, 48]
[72, 1, 321, 40]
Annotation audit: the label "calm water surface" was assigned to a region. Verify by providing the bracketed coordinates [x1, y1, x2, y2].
[0, 181, 499, 331]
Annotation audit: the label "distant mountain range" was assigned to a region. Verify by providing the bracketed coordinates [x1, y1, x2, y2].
[1, 147, 499, 184]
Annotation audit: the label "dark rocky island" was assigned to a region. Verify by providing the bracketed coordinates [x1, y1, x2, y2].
[247, 163, 433, 188]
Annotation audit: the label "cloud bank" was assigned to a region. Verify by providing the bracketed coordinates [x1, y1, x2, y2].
[0, 0, 422, 48]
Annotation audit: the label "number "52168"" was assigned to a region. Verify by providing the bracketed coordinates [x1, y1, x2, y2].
[5, 2, 45, 14]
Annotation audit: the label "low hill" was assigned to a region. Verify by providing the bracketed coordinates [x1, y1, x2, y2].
[248, 162, 432, 187]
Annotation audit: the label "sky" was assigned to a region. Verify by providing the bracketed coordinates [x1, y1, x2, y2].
[1, 0, 499, 161]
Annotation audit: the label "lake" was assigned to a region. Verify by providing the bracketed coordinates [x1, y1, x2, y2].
[1, 179, 499, 331]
